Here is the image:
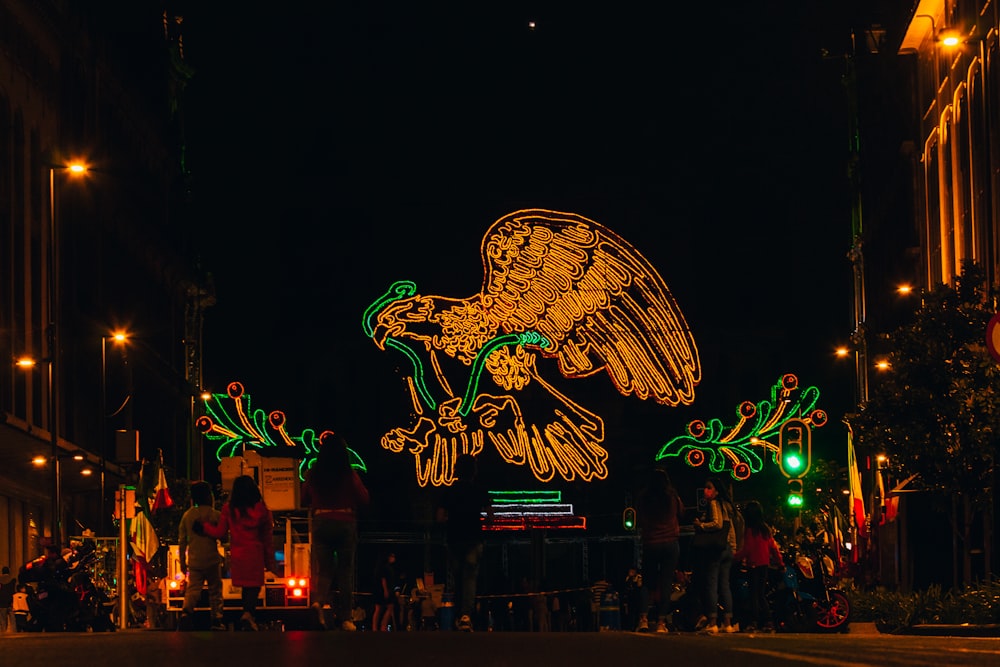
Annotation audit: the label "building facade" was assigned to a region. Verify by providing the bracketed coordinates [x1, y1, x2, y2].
[0, 2, 211, 567]
[897, 0, 1000, 294]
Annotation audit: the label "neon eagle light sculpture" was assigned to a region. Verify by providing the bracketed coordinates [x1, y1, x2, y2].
[196, 381, 367, 480]
[655, 373, 827, 480]
[364, 209, 701, 487]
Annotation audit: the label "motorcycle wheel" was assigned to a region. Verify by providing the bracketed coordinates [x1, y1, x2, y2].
[813, 589, 850, 632]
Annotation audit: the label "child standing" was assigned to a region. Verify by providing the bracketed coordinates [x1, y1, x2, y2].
[12, 584, 31, 632]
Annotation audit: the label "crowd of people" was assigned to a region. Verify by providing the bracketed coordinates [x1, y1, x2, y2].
[0, 442, 792, 636]
[622, 471, 786, 634]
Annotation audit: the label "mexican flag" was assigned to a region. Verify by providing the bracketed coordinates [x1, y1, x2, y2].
[847, 429, 866, 540]
[152, 454, 174, 512]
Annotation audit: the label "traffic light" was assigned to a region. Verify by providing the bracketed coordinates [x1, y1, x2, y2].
[778, 418, 811, 478]
[787, 478, 804, 508]
[783, 444, 805, 476]
[622, 507, 636, 531]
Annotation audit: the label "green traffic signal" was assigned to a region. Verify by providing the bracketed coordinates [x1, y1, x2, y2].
[778, 418, 811, 478]
[783, 452, 803, 473]
[786, 478, 804, 509]
[623, 507, 636, 531]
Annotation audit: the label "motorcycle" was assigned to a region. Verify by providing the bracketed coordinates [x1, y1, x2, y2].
[18, 537, 116, 632]
[768, 541, 851, 633]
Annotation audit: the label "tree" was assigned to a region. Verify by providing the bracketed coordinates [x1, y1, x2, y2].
[845, 262, 998, 586]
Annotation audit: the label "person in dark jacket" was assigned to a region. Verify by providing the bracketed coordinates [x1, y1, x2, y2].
[197, 475, 277, 631]
[635, 467, 684, 633]
[0, 565, 16, 633]
[436, 453, 490, 631]
[301, 433, 370, 631]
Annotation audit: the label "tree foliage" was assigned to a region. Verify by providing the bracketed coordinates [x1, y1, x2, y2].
[845, 262, 999, 513]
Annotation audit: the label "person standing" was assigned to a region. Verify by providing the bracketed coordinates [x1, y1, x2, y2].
[635, 467, 684, 633]
[733, 500, 783, 632]
[177, 481, 226, 630]
[371, 551, 397, 631]
[692, 477, 738, 634]
[196, 475, 278, 631]
[0, 566, 15, 633]
[12, 584, 30, 632]
[436, 453, 490, 632]
[301, 433, 370, 631]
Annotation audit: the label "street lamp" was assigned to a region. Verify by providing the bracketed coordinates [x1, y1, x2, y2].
[101, 331, 129, 535]
[46, 158, 88, 547]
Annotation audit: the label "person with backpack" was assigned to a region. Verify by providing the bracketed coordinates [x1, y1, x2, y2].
[691, 477, 738, 634]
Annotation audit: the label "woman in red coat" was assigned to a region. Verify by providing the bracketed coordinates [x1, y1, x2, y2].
[197, 475, 278, 631]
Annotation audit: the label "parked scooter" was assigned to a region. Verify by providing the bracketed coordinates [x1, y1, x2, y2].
[18, 537, 116, 632]
[768, 541, 850, 633]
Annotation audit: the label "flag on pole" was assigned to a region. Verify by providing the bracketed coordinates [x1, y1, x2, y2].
[152, 450, 173, 512]
[847, 428, 866, 539]
[129, 508, 160, 596]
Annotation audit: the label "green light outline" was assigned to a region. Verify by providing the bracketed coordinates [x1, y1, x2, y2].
[654, 375, 823, 480]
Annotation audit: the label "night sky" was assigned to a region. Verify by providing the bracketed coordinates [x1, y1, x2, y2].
[180, 5, 860, 511]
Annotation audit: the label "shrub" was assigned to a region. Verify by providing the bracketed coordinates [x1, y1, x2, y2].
[842, 578, 1000, 632]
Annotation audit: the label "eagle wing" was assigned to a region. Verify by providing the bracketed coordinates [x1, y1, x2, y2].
[479, 209, 701, 406]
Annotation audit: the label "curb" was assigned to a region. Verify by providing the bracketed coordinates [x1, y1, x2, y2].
[904, 624, 1000, 637]
[848, 622, 879, 635]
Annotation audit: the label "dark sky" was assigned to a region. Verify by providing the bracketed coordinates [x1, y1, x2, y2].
[180, 5, 859, 504]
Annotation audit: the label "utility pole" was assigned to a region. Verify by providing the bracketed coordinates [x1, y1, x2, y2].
[842, 31, 880, 585]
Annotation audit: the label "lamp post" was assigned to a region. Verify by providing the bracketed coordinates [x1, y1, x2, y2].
[47, 166, 60, 547]
[101, 331, 128, 536]
[46, 160, 87, 547]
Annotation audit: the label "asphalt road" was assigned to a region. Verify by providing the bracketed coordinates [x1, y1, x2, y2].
[2, 629, 999, 667]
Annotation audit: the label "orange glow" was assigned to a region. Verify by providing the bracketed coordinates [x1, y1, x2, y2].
[32, 456, 47, 466]
[939, 32, 961, 47]
[875, 360, 891, 371]
[835, 346, 850, 357]
[16, 357, 37, 369]
[897, 284, 913, 295]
